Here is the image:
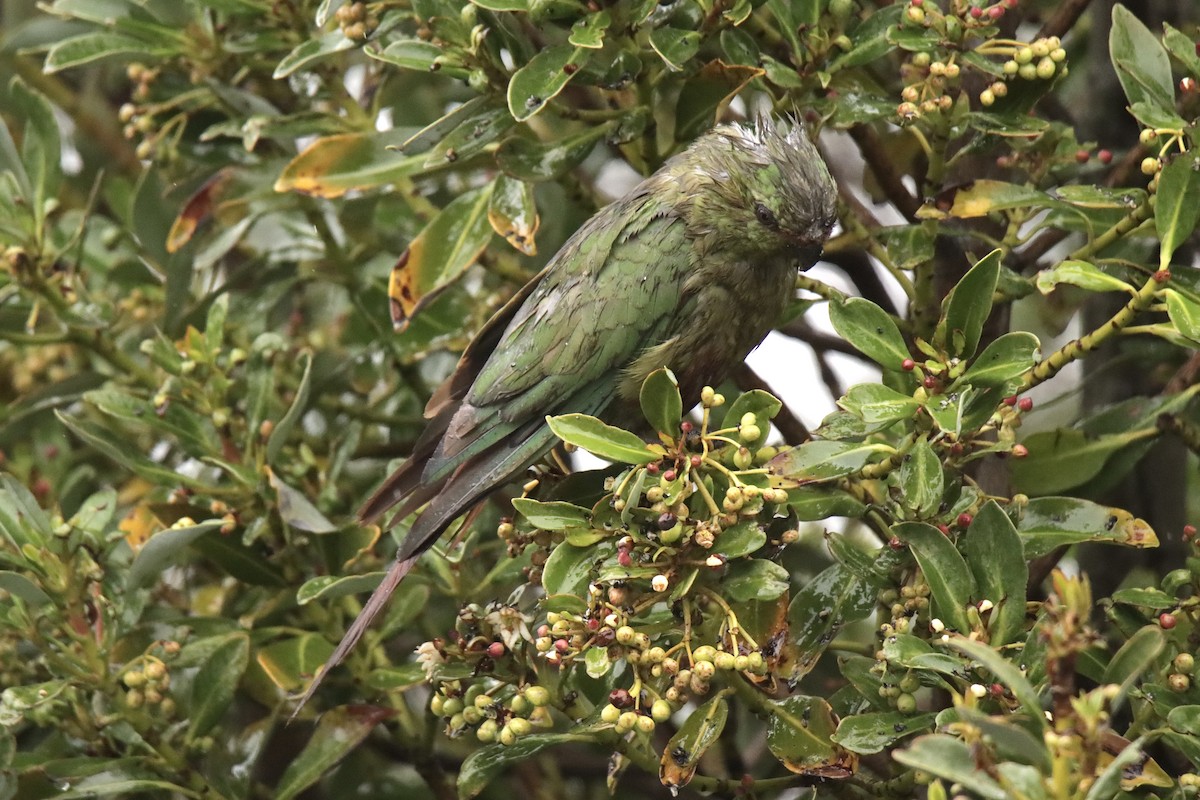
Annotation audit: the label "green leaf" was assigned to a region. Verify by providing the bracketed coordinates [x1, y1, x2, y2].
[955, 332, 1040, 392]
[273, 31, 356, 78]
[898, 439, 943, 517]
[937, 249, 1001, 359]
[894, 735, 1008, 800]
[8, 80, 61, 220]
[769, 440, 890, 483]
[893, 522, 974, 633]
[832, 711, 936, 755]
[511, 498, 591, 531]
[639, 368, 683, 438]
[766, 695, 856, 776]
[1011, 428, 1160, 496]
[584, 646, 610, 678]
[496, 123, 613, 182]
[540, 542, 599, 596]
[422, 105, 516, 169]
[1164, 22, 1200, 79]
[296, 572, 388, 605]
[390, 185, 496, 331]
[191, 532, 287, 586]
[945, 636, 1045, 729]
[1168, 706, 1200, 736]
[1014, 496, 1157, 558]
[85, 385, 214, 456]
[188, 633, 250, 739]
[785, 564, 876, 680]
[126, 520, 225, 587]
[1085, 735, 1152, 800]
[944, 181, 1057, 218]
[266, 468, 338, 533]
[367, 39, 442, 71]
[1110, 587, 1176, 609]
[1156, 152, 1200, 269]
[1109, 4, 1175, 112]
[0, 474, 53, 547]
[1036, 260, 1137, 295]
[257, 635, 335, 692]
[507, 45, 587, 122]
[723, 559, 790, 601]
[828, 297, 909, 369]
[276, 706, 394, 800]
[963, 501, 1028, 646]
[275, 129, 422, 198]
[840, 383, 920, 425]
[44, 31, 172, 72]
[648, 27, 701, 70]
[1102, 625, 1165, 708]
[0, 571, 52, 607]
[659, 695, 728, 789]
[786, 487, 867, 520]
[714, 521, 765, 558]
[881, 633, 965, 677]
[569, 11, 610, 48]
[468, 0, 528, 9]
[1165, 289, 1200, 343]
[546, 414, 657, 464]
[460, 728, 602, 799]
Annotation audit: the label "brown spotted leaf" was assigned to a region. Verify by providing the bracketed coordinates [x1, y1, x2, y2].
[659, 694, 728, 789]
[274, 130, 422, 198]
[488, 173, 539, 255]
[766, 695, 858, 778]
[389, 184, 495, 331]
[166, 169, 235, 253]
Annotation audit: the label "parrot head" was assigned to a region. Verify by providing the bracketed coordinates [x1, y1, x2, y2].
[675, 116, 838, 265]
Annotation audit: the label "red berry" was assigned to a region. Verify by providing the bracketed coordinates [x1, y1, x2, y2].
[587, 617, 600, 630]
[902, 358, 916, 371]
[923, 376, 936, 389]
[680, 421, 693, 433]
[487, 641, 506, 659]
[957, 513, 973, 528]
[1154, 270, 1171, 283]
[690, 455, 702, 468]
[1017, 397, 1033, 412]
[1003, 0, 1017, 8]
[970, 6, 982, 17]
[950, 442, 964, 456]
[911, 0, 923, 6]
[1003, 395, 1017, 407]
[1075, 149, 1090, 163]
[1184, 524, 1197, 540]
[609, 688, 633, 708]
[988, 5, 1003, 18]
[618, 550, 633, 567]
[554, 638, 570, 653]
[647, 462, 660, 474]
[990, 683, 1005, 696]
[1098, 149, 1113, 164]
[937, 524, 951, 536]
[1160, 613, 1177, 629]
[537, 624, 550, 637]
[663, 469, 676, 482]
[1011, 444, 1028, 458]
[888, 536, 904, 550]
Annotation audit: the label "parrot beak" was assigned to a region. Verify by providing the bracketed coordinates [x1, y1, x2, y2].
[794, 243, 824, 268]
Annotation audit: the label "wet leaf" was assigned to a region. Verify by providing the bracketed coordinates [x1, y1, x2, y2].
[460, 728, 602, 799]
[541, 541, 600, 597]
[45, 31, 173, 72]
[955, 332, 1039, 391]
[840, 383, 920, 425]
[640, 368, 683, 438]
[296, 572, 386, 605]
[273, 30, 356, 78]
[507, 45, 588, 122]
[715, 521, 766, 558]
[1011, 428, 1159, 496]
[422, 105, 515, 169]
[660, 695, 728, 788]
[945, 636, 1045, 727]
[769, 441, 890, 483]
[786, 487, 867, 520]
[766, 695, 857, 778]
[1102, 625, 1165, 707]
[389, 184, 495, 331]
[898, 438, 943, 517]
[893, 522, 973, 633]
[942, 181, 1056, 219]
[832, 710, 936, 754]
[723, 559, 790, 601]
[783, 564, 875, 680]
[256, 634, 335, 692]
[1014, 496, 1157, 558]
[569, 11, 610, 48]
[1035, 260, 1136, 295]
[963, 501, 1028, 646]
[496, 123, 613, 182]
[126, 519, 225, 587]
[895, 735, 1008, 799]
[648, 27, 702, 70]
[367, 38, 442, 71]
[1109, 5, 1174, 112]
[267, 468, 338, 533]
[546, 414, 658, 464]
[275, 706, 395, 800]
[1165, 289, 1200, 343]
[488, 173, 539, 255]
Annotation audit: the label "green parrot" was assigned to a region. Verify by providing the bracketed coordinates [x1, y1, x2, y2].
[300, 116, 837, 707]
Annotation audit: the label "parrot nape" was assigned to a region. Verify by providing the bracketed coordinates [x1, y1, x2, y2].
[297, 116, 837, 710]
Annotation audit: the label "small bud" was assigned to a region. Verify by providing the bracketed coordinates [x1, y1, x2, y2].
[651, 574, 669, 592]
[930, 618, 945, 633]
[969, 683, 987, 698]
[1010, 443, 1028, 457]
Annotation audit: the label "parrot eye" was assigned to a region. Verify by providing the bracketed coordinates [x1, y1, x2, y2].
[754, 203, 778, 228]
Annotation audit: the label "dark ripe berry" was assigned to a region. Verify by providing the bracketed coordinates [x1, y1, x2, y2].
[950, 442, 964, 456]
[1075, 149, 1090, 163]
[888, 536, 904, 550]
[923, 376, 936, 389]
[595, 628, 615, 646]
[901, 358, 916, 371]
[663, 469, 677, 482]
[587, 617, 600, 630]
[618, 550, 633, 567]
[991, 683, 1005, 696]
[657, 512, 677, 531]
[1017, 397, 1033, 412]
[937, 524, 951, 536]
[957, 513, 973, 528]
[609, 688, 633, 708]
[647, 462, 660, 474]
[487, 642, 506, 659]
[680, 421, 693, 433]
[1003, 395, 1017, 407]
[1160, 612, 1178, 629]
[1011, 444, 1029, 458]
[1098, 149, 1113, 164]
